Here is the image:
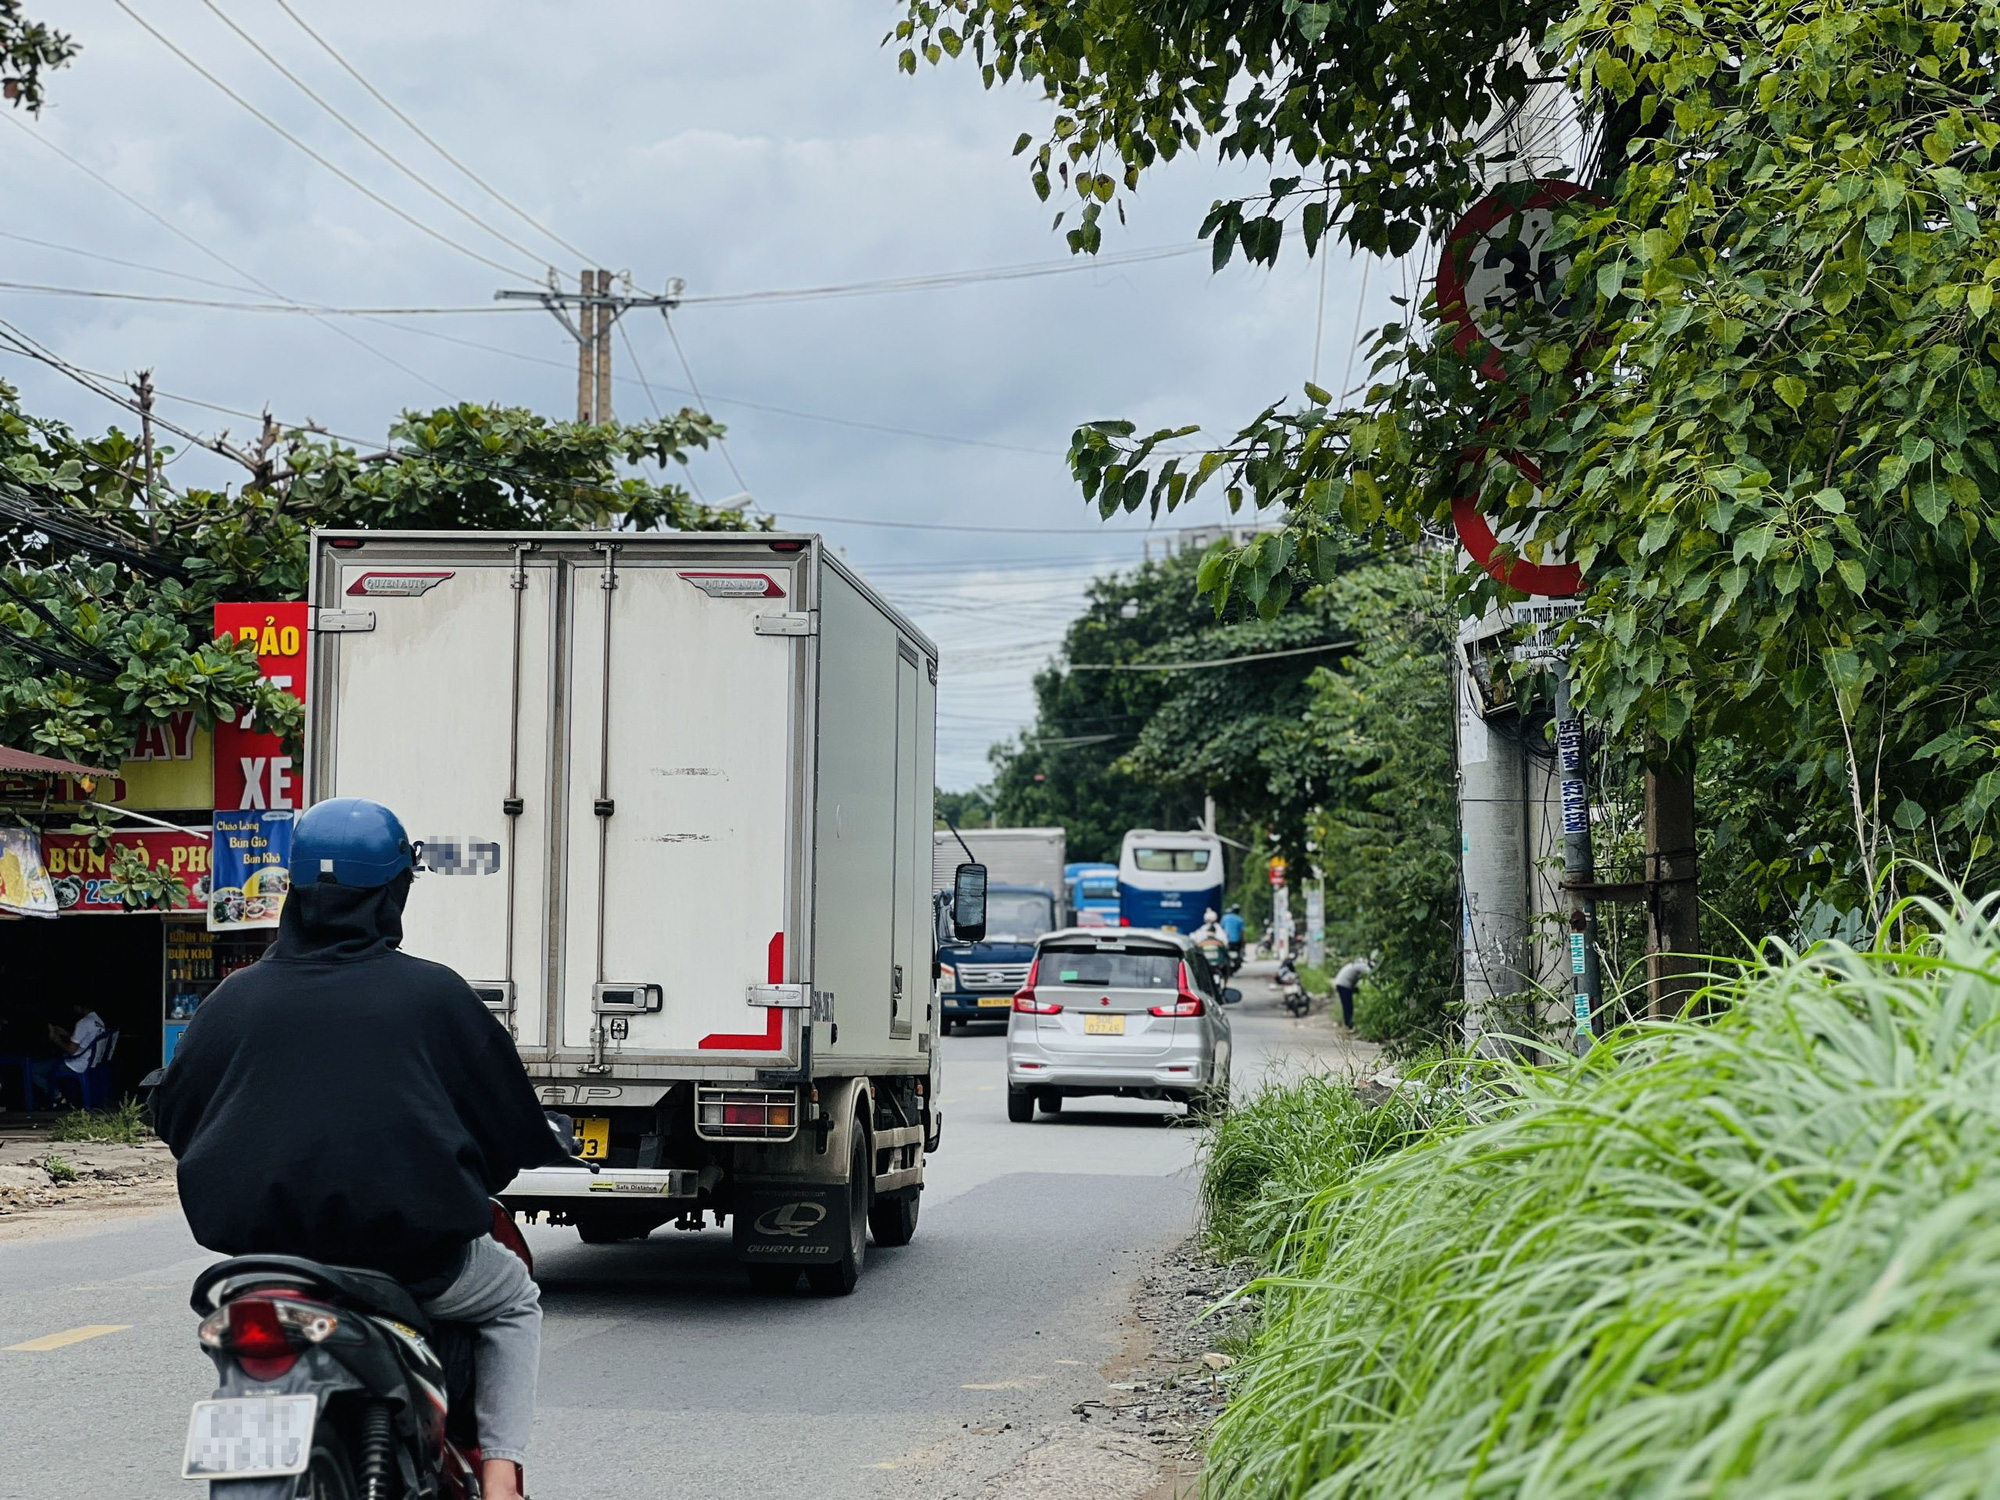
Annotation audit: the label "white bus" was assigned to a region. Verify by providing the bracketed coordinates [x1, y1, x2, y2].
[1117, 829, 1224, 934]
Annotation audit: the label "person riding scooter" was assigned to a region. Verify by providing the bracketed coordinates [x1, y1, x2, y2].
[154, 798, 565, 1500]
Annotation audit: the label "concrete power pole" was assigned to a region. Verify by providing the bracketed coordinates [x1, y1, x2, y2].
[497, 270, 684, 424]
[1456, 608, 1531, 1054]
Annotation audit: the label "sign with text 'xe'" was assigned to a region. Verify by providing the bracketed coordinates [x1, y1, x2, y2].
[214, 603, 308, 811]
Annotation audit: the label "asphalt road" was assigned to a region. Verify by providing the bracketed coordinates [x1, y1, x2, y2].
[0, 968, 1372, 1500]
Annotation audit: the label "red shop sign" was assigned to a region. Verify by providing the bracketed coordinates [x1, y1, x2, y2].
[214, 602, 308, 812]
[41, 829, 210, 914]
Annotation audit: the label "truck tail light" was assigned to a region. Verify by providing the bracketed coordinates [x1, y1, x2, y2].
[1150, 962, 1205, 1018]
[696, 1086, 800, 1141]
[199, 1294, 339, 1378]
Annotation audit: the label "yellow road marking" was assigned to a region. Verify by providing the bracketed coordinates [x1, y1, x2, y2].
[6, 1324, 130, 1352]
[975, 1084, 995, 1092]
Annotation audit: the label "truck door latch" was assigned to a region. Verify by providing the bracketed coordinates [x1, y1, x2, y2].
[594, 798, 615, 817]
[311, 608, 376, 633]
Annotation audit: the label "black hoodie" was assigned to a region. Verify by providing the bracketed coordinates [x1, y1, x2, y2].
[154, 873, 564, 1283]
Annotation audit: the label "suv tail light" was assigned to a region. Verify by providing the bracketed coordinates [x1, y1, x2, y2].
[198, 1294, 339, 1378]
[1013, 958, 1061, 1014]
[1150, 962, 1205, 1018]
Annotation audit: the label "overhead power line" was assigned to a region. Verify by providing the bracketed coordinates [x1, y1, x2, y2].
[198, 0, 561, 275]
[272, 0, 595, 267]
[1068, 641, 1356, 673]
[677, 244, 1204, 306]
[111, 0, 542, 284]
[0, 110, 456, 400]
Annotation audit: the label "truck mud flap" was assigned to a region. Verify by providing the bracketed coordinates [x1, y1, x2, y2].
[732, 1180, 850, 1265]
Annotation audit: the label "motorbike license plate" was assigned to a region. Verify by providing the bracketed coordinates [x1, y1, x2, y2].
[1084, 1014, 1126, 1036]
[977, 996, 1011, 1008]
[577, 1115, 611, 1161]
[182, 1394, 317, 1480]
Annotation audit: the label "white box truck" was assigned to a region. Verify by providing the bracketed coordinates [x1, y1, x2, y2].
[930, 827, 1066, 908]
[305, 530, 941, 1294]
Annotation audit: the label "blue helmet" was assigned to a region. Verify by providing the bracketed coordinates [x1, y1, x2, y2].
[291, 797, 416, 889]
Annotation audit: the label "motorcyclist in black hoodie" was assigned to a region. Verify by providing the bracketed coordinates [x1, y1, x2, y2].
[155, 797, 564, 1500]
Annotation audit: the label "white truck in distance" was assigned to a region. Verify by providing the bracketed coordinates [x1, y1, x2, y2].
[930, 827, 1066, 915]
[304, 530, 942, 1295]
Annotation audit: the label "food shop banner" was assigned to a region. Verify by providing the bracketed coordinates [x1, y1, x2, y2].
[0, 828, 57, 917]
[210, 809, 293, 931]
[214, 602, 308, 812]
[40, 828, 208, 914]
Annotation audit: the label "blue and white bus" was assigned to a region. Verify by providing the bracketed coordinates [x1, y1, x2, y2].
[1117, 829, 1225, 934]
[1065, 861, 1121, 927]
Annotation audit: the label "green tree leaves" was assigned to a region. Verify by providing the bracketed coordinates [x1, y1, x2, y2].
[0, 390, 753, 766]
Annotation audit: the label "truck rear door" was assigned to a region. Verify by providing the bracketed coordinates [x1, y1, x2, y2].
[557, 546, 806, 1068]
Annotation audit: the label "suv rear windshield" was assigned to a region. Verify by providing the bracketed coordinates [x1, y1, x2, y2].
[1132, 847, 1211, 872]
[1039, 948, 1181, 989]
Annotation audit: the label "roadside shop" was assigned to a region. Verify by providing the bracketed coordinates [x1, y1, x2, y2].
[0, 604, 304, 1107]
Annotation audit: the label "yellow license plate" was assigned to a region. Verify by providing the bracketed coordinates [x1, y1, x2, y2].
[977, 996, 1011, 1008]
[1084, 1013, 1126, 1035]
[577, 1116, 611, 1160]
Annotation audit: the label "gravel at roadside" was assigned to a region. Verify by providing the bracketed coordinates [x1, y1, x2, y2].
[0, 1128, 178, 1239]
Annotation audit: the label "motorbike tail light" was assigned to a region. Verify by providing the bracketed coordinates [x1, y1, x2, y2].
[490, 1201, 535, 1276]
[200, 1295, 339, 1376]
[1150, 963, 1205, 1018]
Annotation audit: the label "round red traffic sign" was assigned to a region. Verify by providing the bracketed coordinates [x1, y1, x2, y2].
[1450, 451, 1581, 597]
[1437, 180, 1596, 380]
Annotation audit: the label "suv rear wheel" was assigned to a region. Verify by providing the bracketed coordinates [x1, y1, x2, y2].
[1006, 1088, 1034, 1123]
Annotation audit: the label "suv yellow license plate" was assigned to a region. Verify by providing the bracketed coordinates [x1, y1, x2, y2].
[1084, 1014, 1126, 1035]
[577, 1116, 611, 1160]
[977, 996, 1011, 1008]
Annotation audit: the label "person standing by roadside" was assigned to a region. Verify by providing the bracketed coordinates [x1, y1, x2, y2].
[1332, 956, 1373, 1032]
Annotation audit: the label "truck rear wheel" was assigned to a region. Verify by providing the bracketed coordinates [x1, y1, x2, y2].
[805, 1126, 869, 1296]
[868, 1188, 919, 1247]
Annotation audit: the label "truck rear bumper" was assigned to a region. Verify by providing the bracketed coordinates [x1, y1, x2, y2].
[500, 1166, 699, 1204]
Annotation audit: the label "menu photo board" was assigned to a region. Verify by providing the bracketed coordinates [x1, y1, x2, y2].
[210, 809, 294, 931]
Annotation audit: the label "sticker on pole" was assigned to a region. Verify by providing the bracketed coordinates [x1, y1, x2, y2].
[1451, 451, 1582, 597]
[1438, 180, 1597, 380]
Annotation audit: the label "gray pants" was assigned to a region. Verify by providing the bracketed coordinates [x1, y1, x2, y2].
[419, 1234, 541, 1467]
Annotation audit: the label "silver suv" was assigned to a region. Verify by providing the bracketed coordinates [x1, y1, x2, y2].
[1005, 927, 1235, 1122]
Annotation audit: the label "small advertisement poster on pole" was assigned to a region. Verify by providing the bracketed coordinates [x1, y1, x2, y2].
[0, 828, 57, 917]
[209, 809, 294, 931]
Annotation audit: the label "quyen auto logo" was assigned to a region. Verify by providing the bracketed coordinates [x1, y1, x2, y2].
[346, 571, 454, 597]
[754, 1202, 827, 1238]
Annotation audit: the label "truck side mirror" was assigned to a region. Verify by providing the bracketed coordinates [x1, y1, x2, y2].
[952, 863, 988, 942]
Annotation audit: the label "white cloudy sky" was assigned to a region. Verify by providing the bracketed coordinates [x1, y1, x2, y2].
[0, 0, 1399, 786]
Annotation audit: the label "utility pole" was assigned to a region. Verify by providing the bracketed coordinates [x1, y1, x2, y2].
[1456, 608, 1531, 1055]
[1644, 736, 1699, 1017]
[496, 269, 685, 424]
[575, 269, 597, 423]
[131, 369, 158, 540]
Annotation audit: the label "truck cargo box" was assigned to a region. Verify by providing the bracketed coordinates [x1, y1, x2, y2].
[304, 531, 938, 1089]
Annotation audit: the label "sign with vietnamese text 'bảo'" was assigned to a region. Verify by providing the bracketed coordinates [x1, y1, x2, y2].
[213, 603, 308, 812]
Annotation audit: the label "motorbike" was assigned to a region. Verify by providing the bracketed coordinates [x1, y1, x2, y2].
[1276, 958, 1310, 1017]
[181, 1116, 587, 1499]
[1196, 933, 1239, 983]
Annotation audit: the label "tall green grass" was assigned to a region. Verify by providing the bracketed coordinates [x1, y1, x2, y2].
[1205, 892, 2000, 1498]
